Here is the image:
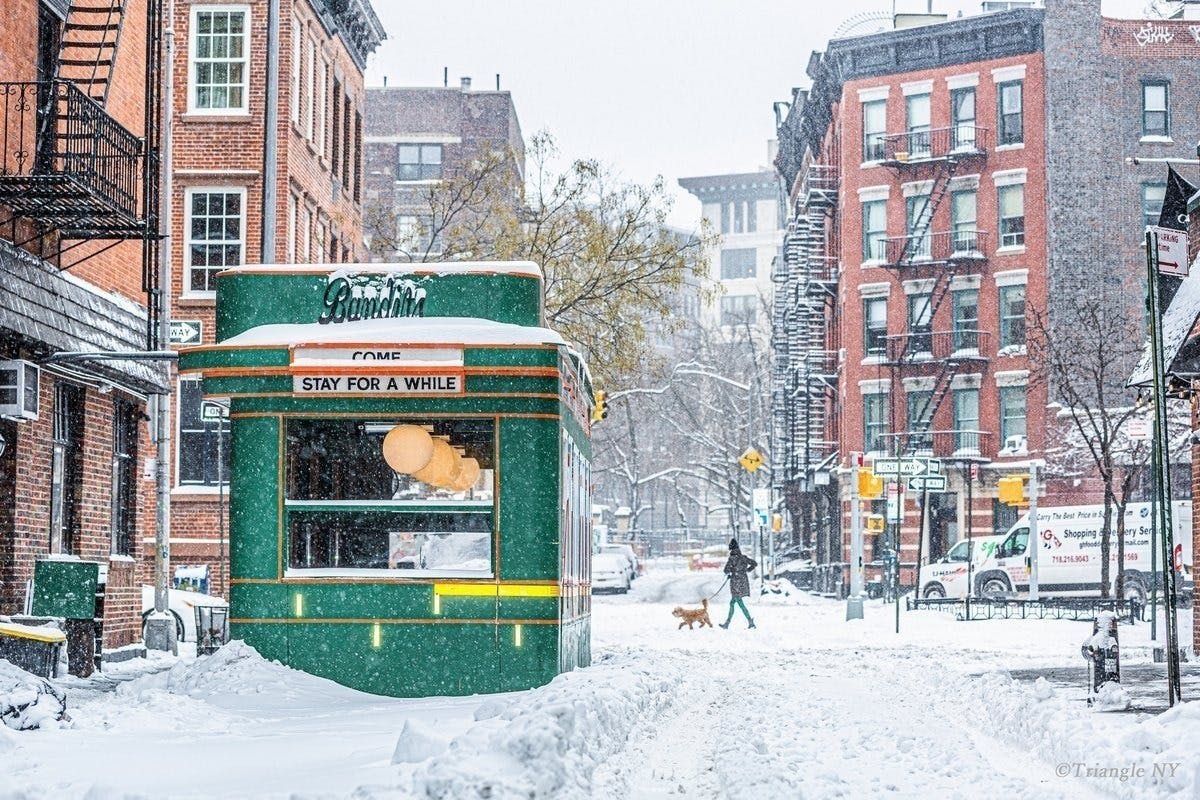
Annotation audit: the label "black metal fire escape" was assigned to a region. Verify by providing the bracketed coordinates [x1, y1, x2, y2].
[0, 0, 162, 348]
[877, 125, 991, 460]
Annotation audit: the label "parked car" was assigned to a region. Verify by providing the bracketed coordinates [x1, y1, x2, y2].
[599, 544, 640, 581]
[141, 586, 228, 642]
[775, 557, 814, 590]
[592, 553, 631, 593]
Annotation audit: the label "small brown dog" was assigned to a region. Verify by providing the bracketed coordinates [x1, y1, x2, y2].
[672, 598, 713, 630]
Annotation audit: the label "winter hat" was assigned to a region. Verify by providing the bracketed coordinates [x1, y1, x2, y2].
[729, 538, 740, 553]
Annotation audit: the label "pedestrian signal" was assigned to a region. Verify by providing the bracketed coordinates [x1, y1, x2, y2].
[865, 514, 885, 533]
[857, 468, 883, 499]
[998, 475, 1026, 506]
[591, 391, 609, 423]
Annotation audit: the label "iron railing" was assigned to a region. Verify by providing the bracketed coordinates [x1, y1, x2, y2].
[800, 164, 838, 206]
[881, 329, 991, 364]
[878, 229, 990, 266]
[882, 125, 991, 163]
[0, 80, 142, 230]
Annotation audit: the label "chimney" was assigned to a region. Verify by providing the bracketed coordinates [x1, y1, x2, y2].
[460, 76, 472, 91]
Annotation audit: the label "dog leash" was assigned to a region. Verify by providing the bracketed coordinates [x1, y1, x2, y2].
[703, 577, 729, 602]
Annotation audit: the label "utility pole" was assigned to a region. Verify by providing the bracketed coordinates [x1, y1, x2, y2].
[1028, 460, 1040, 601]
[847, 461, 864, 620]
[145, 0, 178, 653]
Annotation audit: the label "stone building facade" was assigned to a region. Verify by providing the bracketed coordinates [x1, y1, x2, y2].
[162, 0, 383, 597]
[362, 81, 525, 262]
[773, 1, 1200, 594]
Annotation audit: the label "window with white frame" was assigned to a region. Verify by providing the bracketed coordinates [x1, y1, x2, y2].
[863, 296, 888, 357]
[189, 7, 249, 112]
[720, 248, 756, 280]
[864, 392, 889, 454]
[1000, 385, 1027, 443]
[951, 87, 976, 149]
[290, 18, 300, 124]
[862, 199, 887, 262]
[862, 99, 886, 162]
[951, 189, 978, 252]
[1142, 81, 1169, 138]
[998, 81, 1023, 145]
[315, 57, 328, 153]
[906, 93, 931, 156]
[287, 193, 297, 263]
[953, 388, 980, 452]
[185, 188, 244, 293]
[906, 194, 933, 259]
[315, 219, 327, 264]
[998, 183, 1025, 247]
[305, 36, 315, 140]
[1142, 183, 1166, 229]
[953, 289, 979, 351]
[999, 285, 1026, 348]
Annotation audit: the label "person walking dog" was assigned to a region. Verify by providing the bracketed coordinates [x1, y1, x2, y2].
[719, 538, 757, 629]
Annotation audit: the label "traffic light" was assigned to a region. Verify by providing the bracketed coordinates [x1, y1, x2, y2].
[857, 468, 883, 499]
[771, 513, 784, 533]
[591, 390, 609, 423]
[998, 475, 1026, 506]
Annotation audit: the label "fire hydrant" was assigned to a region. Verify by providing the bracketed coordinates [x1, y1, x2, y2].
[1081, 612, 1121, 707]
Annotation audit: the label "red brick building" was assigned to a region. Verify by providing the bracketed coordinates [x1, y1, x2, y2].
[0, 0, 165, 653]
[162, 0, 383, 596]
[773, 2, 1200, 594]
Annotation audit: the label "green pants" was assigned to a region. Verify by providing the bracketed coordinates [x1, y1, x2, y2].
[725, 597, 754, 625]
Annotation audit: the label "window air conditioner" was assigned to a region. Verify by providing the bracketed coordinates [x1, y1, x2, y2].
[0, 360, 40, 420]
[1003, 434, 1027, 453]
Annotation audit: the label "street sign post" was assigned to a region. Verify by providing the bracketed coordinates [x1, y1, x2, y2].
[873, 457, 941, 477]
[1150, 225, 1188, 277]
[169, 319, 203, 346]
[907, 474, 947, 492]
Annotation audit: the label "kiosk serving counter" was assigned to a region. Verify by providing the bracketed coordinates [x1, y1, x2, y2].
[179, 261, 593, 697]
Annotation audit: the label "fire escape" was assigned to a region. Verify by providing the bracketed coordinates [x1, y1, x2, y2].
[774, 161, 839, 493]
[875, 125, 991, 463]
[0, 0, 163, 347]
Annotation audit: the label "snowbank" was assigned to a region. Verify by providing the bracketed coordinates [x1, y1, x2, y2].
[412, 649, 682, 799]
[0, 659, 67, 730]
[967, 671, 1196, 798]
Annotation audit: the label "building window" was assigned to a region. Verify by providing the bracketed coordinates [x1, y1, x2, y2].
[49, 382, 84, 555]
[953, 388, 980, 452]
[907, 391, 933, 451]
[112, 399, 138, 557]
[907, 293, 932, 354]
[952, 289, 979, 351]
[951, 190, 978, 252]
[178, 379, 230, 487]
[951, 87, 976, 149]
[304, 35, 315, 140]
[862, 99, 886, 162]
[999, 285, 1026, 348]
[315, 220, 327, 264]
[720, 248, 757, 280]
[1142, 81, 1169, 137]
[906, 195, 932, 259]
[331, 80, 342, 176]
[720, 203, 731, 234]
[397, 143, 442, 181]
[287, 193, 297, 263]
[906, 93, 931, 156]
[289, 18, 300, 124]
[341, 95, 353, 190]
[864, 393, 889, 454]
[862, 199, 887, 262]
[285, 418, 495, 576]
[1142, 183, 1166, 229]
[733, 200, 745, 234]
[189, 7, 249, 112]
[315, 57, 328, 154]
[747, 200, 757, 233]
[997, 80, 1023, 145]
[353, 110, 363, 203]
[998, 184, 1025, 248]
[302, 205, 312, 262]
[185, 188, 244, 294]
[864, 296, 888, 357]
[1000, 385, 1027, 444]
[720, 295, 756, 327]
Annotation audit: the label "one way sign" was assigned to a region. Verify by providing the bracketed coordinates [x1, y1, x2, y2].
[170, 320, 203, 346]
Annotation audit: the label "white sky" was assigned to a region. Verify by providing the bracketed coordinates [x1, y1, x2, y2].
[364, 0, 1152, 230]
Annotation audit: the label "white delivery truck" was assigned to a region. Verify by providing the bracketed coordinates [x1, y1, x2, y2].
[971, 501, 1192, 602]
[918, 535, 1006, 599]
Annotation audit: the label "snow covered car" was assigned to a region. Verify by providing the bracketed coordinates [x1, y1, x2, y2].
[598, 544, 640, 581]
[140, 586, 228, 642]
[775, 557, 813, 589]
[592, 553, 631, 593]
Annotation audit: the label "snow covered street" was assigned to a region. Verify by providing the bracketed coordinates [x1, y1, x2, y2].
[1, 572, 1197, 799]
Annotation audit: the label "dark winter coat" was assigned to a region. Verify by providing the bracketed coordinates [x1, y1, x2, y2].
[724, 551, 757, 598]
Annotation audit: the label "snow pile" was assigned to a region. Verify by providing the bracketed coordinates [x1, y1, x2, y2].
[393, 718, 449, 764]
[0, 659, 66, 730]
[626, 572, 727, 604]
[1094, 681, 1132, 712]
[118, 640, 302, 701]
[412, 649, 682, 799]
[968, 672, 1195, 798]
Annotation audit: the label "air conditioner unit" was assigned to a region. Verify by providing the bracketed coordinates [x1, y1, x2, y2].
[0, 360, 40, 420]
[1003, 434, 1027, 453]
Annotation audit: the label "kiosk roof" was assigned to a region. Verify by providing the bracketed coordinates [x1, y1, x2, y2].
[217, 261, 544, 279]
[210, 316, 569, 349]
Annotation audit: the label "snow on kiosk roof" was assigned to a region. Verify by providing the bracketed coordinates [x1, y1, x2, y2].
[176, 261, 594, 698]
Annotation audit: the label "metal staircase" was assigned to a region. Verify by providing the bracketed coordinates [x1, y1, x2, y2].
[57, 1, 128, 106]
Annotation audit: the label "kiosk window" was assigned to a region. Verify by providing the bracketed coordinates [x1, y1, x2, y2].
[285, 418, 495, 576]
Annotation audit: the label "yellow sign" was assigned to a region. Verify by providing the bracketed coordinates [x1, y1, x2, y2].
[738, 447, 765, 473]
[866, 514, 886, 533]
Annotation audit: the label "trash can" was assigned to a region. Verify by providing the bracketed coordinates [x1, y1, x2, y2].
[195, 606, 229, 656]
[0, 622, 66, 679]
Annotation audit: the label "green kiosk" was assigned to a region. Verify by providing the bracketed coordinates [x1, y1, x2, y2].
[179, 261, 593, 697]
